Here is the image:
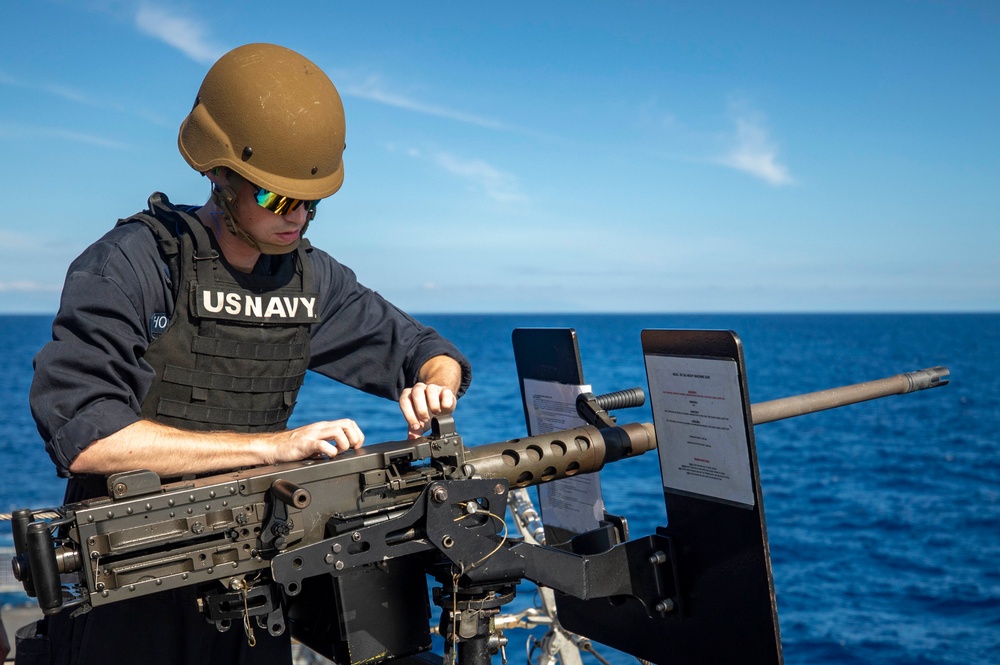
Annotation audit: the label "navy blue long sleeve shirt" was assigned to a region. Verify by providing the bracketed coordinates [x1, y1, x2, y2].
[31, 196, 472, 478]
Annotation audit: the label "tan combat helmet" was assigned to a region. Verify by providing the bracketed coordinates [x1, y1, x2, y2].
[178, 43, 346, 253]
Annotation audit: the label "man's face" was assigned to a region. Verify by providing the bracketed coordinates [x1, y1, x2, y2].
[232, 178, 312, 250]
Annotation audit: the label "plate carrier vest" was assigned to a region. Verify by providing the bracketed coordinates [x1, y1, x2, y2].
[122, 194, 319, 433]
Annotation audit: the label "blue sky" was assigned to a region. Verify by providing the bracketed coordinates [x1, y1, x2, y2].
[0, 0, 996, 313]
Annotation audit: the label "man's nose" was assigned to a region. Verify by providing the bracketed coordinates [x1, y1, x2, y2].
[285, 202, 309, 224]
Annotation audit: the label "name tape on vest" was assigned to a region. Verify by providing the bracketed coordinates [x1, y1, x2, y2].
[193, 289, 321, 323]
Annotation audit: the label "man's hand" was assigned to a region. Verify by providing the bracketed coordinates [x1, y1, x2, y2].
[399, 382, 457, 439]
[263, 419, 365, 463]
[399, 355, 463, 439]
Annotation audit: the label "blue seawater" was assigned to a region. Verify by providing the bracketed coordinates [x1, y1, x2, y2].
[2, 313, 998, 664]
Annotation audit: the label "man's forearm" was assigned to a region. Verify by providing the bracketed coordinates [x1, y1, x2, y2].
[68, 420, 275, 477]
[68, 418, 364, 478]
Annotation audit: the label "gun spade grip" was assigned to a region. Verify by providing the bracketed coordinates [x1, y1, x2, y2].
[11, 509, 33, 553]
[26, 522, 62, 614]
[11, 508, 37, 597]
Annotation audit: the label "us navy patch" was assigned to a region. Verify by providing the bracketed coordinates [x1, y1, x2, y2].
[191, 288, 321, 323]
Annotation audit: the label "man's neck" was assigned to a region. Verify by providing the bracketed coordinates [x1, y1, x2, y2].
[195, 201, 261, 273]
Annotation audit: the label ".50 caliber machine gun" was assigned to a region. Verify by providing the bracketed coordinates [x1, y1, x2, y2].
[11, 411, 660, 664]
[10, 326, 950, 665]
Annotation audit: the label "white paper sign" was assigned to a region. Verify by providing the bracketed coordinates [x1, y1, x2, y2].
[522, 378, 604, 534]
[644, 354, 755, 507]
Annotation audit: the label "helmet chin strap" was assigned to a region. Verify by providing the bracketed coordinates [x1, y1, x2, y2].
[210, 175, 310, 256]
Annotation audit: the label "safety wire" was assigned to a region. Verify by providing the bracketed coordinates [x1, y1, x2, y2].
[448, 564, 463, 665]
[445, 504, 510, 665]
[237, 572, 263, 647]
[242, 583, 256, 647]
[454, 506, 509, 569]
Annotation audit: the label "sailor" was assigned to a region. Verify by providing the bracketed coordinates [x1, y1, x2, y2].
[27, 43, 472, 665]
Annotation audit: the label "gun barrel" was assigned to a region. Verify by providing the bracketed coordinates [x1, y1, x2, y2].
[464, 422, 657, 489]
[750, 366, 950, 425]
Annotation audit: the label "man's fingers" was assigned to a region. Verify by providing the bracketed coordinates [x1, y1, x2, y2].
[399, 388, 419, 428]
[399, 383, 459, 439]
[408, 383, 430, 421]
[309, 419, 364, 455]
[329, 419, 364, 450]
[423, 384, 442, 415]
[438, 387, 456, 413]
[400, 383, 432, 430]
[269, 419, 367, 465]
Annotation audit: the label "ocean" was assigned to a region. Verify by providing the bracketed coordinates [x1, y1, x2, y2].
[2, 313, 998, 664]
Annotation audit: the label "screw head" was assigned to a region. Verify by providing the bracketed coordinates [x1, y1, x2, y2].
[655, 598, 675, 613]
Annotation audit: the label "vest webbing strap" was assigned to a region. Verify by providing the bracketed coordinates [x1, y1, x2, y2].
[190, 335, 308, 361]
[161, 365, 306, 393]
[155, 399, 290, 428]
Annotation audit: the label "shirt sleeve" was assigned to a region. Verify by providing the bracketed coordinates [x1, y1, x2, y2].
[306, 248, 472, 400]
[30, 225, 171, 476]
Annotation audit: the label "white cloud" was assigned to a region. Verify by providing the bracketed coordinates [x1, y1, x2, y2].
[0, 69, 109, 109]
[342, 75, 509, 131]
[40, 82, 109, 108]
[719, 116, 793, 186]
[133, 3, 224, 64]
[432, 152, 527, 204]
[0, 122, 130, 149]
[0, 281, 60, 293]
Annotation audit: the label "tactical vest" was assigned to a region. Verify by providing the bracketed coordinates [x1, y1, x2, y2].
[124, 195, 319, 433]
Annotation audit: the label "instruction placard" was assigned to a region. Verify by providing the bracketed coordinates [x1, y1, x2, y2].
[522, 378, 604, 535]
[645, 355, 755, 507]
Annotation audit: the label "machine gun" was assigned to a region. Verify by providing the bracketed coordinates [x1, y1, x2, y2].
[10, 412, 659, 664]
[10, 331, 950, 665]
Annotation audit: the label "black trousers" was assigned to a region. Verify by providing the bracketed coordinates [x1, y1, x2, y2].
[40, 586, 292, 665]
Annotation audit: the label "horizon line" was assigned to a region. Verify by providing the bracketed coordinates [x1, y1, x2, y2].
[3, 310, 997, 318]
